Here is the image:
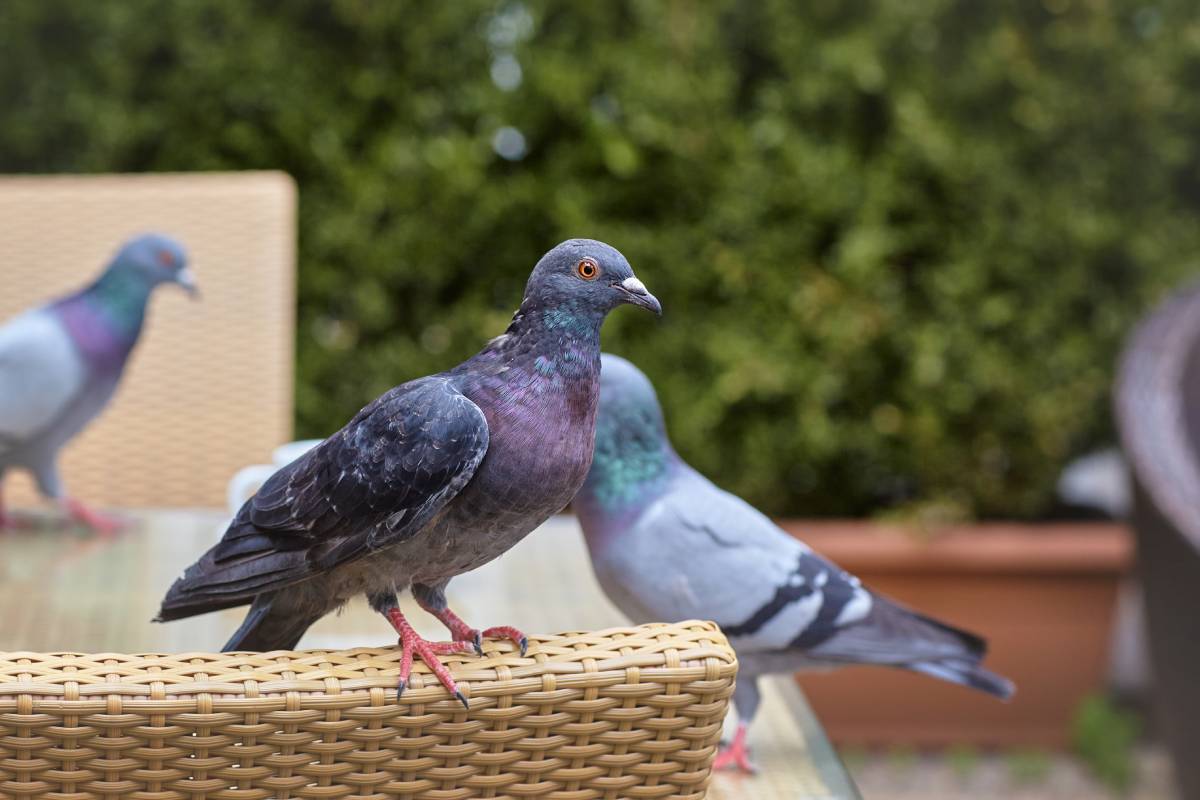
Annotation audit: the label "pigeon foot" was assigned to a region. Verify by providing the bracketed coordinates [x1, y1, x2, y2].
[384, 607, 474, 708]
[63, 498, 125, 537]
[0, 509, 23, 531]
[713, 723, 757, 774]
[426, 605, 529, 657]
[0, 492, 18, 531]
[470, 626, 529, 657]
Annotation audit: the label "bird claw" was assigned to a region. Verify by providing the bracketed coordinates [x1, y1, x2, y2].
[712, 724, 756, 774]
[391, 614, 474, 707]
[476, 625, 530, 656]
[0, 512, 30, 531]
[431, 605, 529, 657]
[63, 499, 127, 537]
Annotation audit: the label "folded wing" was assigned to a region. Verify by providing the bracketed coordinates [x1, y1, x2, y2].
[157, 376, 489, 620]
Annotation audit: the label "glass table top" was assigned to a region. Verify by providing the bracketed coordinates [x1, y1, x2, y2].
[0, 509, 859, 799]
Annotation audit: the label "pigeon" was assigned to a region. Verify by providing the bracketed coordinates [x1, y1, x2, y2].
[0, 234, 196, 534]
[157, 239, 660, 705]
[573, 354, 1014, 772]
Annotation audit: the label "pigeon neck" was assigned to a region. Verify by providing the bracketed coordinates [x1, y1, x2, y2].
[85, 265, 152, 342]
[510, 297, 605, 341]
[53, 266, 151, 373]
[485, 299, 605, 377]
[578, 416, 676, 517]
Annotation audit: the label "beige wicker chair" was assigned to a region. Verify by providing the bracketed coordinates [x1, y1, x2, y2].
[0, 621, 736, 800]
[0, 172, 296, 509]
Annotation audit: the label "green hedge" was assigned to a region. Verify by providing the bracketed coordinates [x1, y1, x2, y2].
[2, 1, 1197, 518]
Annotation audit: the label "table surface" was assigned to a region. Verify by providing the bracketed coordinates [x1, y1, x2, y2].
[0, 509, 859, 800]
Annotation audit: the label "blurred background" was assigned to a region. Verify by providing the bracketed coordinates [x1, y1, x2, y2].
[3, 1, 1199, 797]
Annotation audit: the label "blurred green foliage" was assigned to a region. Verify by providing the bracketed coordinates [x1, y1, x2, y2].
[2, 1, 1197, 517]
[1006, 748, 1053, 785]
[1072, 694, 1140, 793]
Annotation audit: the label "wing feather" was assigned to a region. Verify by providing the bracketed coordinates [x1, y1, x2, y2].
[157, 376, 489, 619]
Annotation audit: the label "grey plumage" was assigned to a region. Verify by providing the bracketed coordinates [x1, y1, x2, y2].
[574, 354, 1013, 768]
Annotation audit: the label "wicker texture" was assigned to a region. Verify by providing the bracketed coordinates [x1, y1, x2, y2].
[0, 172, 296, 509]
[0, 621, 736, 800]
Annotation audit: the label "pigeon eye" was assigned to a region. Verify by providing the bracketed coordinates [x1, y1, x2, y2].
[156, 249, 175, 267]
[576, 258, 599, 280]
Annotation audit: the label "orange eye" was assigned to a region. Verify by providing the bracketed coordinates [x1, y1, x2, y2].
[156, 249, 175, 267]
[577, 258, 599, 280]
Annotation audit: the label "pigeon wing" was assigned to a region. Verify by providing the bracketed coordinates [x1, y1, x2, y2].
[667, 473, 872, 650]
[158, 376, 489, 618]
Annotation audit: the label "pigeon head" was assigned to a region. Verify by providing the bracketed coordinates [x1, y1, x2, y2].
[597, 353, 669, 438]
[521, 239, 661, 322]
[107, 233, 197, 297]
[579, 353, 675, 512]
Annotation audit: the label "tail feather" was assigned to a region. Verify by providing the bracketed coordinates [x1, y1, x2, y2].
[156, 520, 313, 623]
[222, 593, 320, 652]
[805, 592, 1015, 699]
[909, 659, 1015, 700]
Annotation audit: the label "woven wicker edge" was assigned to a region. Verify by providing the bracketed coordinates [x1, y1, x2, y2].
[0, 621, 738, 707]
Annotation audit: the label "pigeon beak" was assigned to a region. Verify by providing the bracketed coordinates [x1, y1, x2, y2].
[175, 268, 200, 299]
[615, 276, 662, 316]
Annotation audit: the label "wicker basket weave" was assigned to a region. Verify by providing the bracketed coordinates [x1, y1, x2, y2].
[0, 621, 736, 800]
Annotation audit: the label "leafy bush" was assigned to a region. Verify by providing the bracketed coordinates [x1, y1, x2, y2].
[2, 0, 1198, 517]
[1072, 694, 1140, 793]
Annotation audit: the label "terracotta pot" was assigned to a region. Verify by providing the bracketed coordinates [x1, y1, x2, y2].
[779, 521, 1133, 748]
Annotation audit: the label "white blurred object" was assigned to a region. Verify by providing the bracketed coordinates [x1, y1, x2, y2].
[226, 439, 323, 514]
[1056, 447, 1131, 517]
[1058, 448, 1149, 693]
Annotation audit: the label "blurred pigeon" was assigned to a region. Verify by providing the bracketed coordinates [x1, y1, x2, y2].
[574, 355, 1014, 772]
[0, 234, 195, 534]
[158, 240, 660, 705]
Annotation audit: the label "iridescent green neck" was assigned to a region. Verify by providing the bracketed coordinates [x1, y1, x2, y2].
[582, 412, 674, 512]
[87, 265, 152, 340]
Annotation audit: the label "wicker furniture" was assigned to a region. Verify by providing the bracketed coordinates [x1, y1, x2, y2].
[0, 622, 735, 800]
[1115, 281, 1200, 800]
[0, 172, 296, 509]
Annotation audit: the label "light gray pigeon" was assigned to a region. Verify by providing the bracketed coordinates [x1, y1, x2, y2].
[574, 354, 1014, 772]
[0, 234, 195, 534]
[157, 240, 661, 707]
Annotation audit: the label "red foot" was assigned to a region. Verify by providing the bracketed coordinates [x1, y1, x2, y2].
[384, 608, 474, 708]
[0, 493, 16, 531]
[474, 625, 529, 655]
[713, 723, 757, 774]
[0, 512, 34, 531]
[64, 498, 125, 537]
[428, 606, 528, 656]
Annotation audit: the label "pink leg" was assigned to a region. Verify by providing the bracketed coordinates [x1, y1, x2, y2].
[383, 607, 475, 708]
[0, 484, 31, 531]
[63, 498, 124, 537]
[713, 722, 757, 773]
[420, 603, 529, 657]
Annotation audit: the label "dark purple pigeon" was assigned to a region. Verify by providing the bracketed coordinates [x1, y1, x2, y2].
[158, 239, 660, 705]
[0, 234, 195, 534]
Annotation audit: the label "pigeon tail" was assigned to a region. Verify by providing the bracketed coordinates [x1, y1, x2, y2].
[154, 587, 252, 623]
[908, 658, 1016, 700]
[804, 595, 1015, 700]
[221, 592, 321, 652]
